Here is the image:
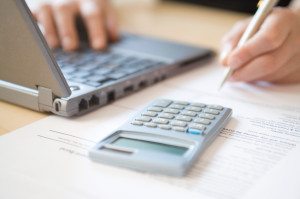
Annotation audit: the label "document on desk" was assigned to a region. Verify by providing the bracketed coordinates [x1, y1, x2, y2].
[0, 60, 300, 199]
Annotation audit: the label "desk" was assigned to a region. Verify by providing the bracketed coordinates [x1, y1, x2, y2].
[0, 1, 247, 135]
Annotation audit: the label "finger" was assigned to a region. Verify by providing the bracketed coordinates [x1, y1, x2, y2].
[104, 1, 119, 41]
[35, 4, 59, 48]
[219, 19, 250, 65]
[79, 0, 106, 50]
[230, 34, 296, 82]
[227, 8, 292, 70]
[258, 54, 300, 84]
[31, 11, 38, 20]
[53, 1, 79, 51]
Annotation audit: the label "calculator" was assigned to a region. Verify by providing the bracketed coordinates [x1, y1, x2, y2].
[89, 99, 232, 176]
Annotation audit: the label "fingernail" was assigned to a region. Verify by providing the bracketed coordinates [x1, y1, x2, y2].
[48, 35, 58, 48]
[219, 44, 232, 64]
[229, 73, 239, 82]
[229, 76, 236, 82]
[92, 38, 105, 50]
[63, 37, 73, 50]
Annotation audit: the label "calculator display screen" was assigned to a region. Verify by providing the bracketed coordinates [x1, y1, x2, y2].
[112, 137, 188, 156]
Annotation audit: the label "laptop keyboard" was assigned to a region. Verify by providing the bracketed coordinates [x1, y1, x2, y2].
[54, 49, 166, 88]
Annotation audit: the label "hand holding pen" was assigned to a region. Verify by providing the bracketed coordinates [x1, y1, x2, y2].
[219, 0, 300, 87]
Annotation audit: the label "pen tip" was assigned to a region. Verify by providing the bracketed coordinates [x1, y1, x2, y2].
[218, 73, 228, 91]
[218, 67, 232, 91]
[218, 81, 225, 91]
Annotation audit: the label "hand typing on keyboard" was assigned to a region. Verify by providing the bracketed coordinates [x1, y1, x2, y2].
[31, 0, 119, 51]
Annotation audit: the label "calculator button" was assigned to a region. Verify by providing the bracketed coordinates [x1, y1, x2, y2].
[190, 103, 206, 108]
[189, 123, 206, 131]
[181, 111, 197, 117]
[158, 125, 172, 130]
[169, 104, 185, 110]
[173, 101, 189, 106]
[176, 115, 192, 122]
[152, 100, 173, 108]
[135, 116, 152, 122]
[142, 111, 158, 117]
[147, 107, 163, 112]
[199, 113, 215, 120]
[131, 121, 143, 126]
[204, 109, 220, 115]
[171, 121, 187, 127]
[172, 126, 186, 132]
[185, 106, 202, 112]
[207, 105, 223, 111]
[187, 128, 203, 135]
[164, 108, 180, 114]
[144, 123, 157, 128]
[152, 118, 169, 124]
[158, 113, 175, 119]
[193, 118, 211, 125]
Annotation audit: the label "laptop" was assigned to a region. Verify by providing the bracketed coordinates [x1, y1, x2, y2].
[0, 0, 214, 117]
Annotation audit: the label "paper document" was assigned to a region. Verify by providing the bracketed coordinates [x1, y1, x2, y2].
[0, 60, 300, 199]
[244, 142, 300, 199]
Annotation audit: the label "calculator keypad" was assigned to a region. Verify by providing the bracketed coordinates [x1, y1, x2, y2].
[144, 123, 157, 128]
[158, 113, 175, 119]
[131, 121, 143, 126]
[147, 107, 163, 112]
[152, 100, 172, 108]
[131, 99, 225, 136]
[203, 109, 220, 115]
[164, 108, 180, 114]
[142, 111, 158, 117]
[171, 121, 187, 127]
[135, 116, 152, 122]
[169, 104, 185, 110]
[158, 124, 172, 130]
[193, 118, 211, 125]
[152, 118, 169, 124]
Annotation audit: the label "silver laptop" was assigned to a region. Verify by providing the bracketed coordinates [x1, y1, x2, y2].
[0, 0, 214, 117]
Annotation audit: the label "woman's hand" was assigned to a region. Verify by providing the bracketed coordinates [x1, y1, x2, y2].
[220, 8, 300, 84]
[32, 0, 118, 51]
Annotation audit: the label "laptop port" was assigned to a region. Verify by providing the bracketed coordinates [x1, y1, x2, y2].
[79, 99, 88, 111]
[139, 81, 147, 88]
[55, 102, 61, 112]
[89, 95, 100, 107]
[123, 85, 134, 94]
[153, 77, 160, 83]
[107, 91, 115, 103]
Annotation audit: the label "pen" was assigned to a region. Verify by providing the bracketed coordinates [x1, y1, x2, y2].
[218, 0, 279, 90]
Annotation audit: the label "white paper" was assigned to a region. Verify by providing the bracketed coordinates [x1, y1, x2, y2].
[244, 144, 300, 199]
[0, 60, 300, 199]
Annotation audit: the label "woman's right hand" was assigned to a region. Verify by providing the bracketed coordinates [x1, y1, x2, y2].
[220, 8, 300, 84]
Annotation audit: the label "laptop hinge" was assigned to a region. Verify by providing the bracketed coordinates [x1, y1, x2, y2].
[38, 86, 54, 111]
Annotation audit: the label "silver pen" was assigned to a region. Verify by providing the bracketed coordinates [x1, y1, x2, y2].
[218, 0, 279, 90]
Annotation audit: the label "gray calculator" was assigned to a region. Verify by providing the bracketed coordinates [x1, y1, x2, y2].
[89, 99, 232, 176]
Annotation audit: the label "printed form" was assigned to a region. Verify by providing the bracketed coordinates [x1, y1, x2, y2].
[0, 61, 300, 199]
